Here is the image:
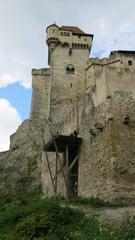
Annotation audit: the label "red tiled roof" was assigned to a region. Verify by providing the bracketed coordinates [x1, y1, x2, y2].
[46, 24, 93, 37]
[60, 26, 85, 34]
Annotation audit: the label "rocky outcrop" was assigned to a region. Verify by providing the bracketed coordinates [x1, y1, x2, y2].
[0, 119, 44, 196]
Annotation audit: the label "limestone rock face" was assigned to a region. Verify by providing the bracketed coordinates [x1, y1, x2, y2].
[0, 120, 43, 196]
[79, 92, 135, 204]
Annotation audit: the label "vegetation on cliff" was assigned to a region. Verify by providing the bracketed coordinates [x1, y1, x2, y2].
[0, 192, 135, 240]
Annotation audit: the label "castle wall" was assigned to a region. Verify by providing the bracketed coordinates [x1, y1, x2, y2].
[30, 68, 51, 121]
[78, 92, 135, 204]
[40, 101, 84, 197]
[86, 64, 135, 107]
[50, 45, 89, 123]
[111, 52, 135, 68]
[46, 25, 59, 39]
[106, 66, 135, 98]
[58, 32, 92, 47]
[86, 65, 108, 106]
[47, 25, 92, 49]
[41, 151, 67, 196]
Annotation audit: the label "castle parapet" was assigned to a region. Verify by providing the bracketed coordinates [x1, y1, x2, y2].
[30, 68, 51, 120]
[46, 24, 59, 43]
[32, 68, 51, 76]
[46, 23, 93, 65]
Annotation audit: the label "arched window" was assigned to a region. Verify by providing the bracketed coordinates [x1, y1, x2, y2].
[70, 67, 75, 74]
[66, 65, 75, 75]
[66, 67, 70, 74]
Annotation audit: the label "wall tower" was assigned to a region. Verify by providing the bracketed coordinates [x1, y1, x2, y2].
[30, 23, 93, 124]
[46, 23, 93, 123]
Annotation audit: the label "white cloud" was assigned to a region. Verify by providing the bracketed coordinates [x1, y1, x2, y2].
[0, 72, 21, 88]
[0, 0, 135, 88]
[0, 99, 21, 151]
[0, 71, 31, 89]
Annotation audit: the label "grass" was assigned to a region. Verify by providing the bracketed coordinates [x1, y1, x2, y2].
[0, 192, 135, 240]
[63, 195, 127, 207]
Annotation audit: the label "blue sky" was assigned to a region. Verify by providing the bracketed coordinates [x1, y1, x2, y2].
[1, 0, 135, 150]
[0, 83, 32, 121]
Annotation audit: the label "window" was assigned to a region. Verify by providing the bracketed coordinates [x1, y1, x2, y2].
[69, 48, 72, 56]
[61, 31, 70, 36]
[66, 67, 70, 74]
[71, 67, 75, 74]
[66, 65, 75, 75]
[128, 60, 132, 66]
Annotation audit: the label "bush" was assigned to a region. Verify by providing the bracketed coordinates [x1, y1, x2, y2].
[15, 213, 54, 240]
[0, 196, 11, 207]
[0, 192, 135, 240]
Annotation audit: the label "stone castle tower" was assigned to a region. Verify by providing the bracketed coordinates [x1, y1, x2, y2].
[30, 24, 93, 123]
[0, 24, 135, 204]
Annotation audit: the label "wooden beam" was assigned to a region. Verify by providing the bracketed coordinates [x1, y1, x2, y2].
[49, 125, 67, 188]
[44, 150, 56, 194]
[53, 156, 65, 180]
[55, 153, 58, 194]
[69, 154, 78, 172]
[66, 145, 70, 198]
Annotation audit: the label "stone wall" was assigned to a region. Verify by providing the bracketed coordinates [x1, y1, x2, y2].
[78, 91, 135, 204]
[41, 150, 67, 197]
[86, 64, 135, 106]
[30, 68, 51, 121]
[46, 24, 93, 54]
[50, 44, 89, 123]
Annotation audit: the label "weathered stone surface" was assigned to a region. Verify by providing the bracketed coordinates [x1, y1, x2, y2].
[72, 205, 135, 223]
[0, 120, 43, 195]
[79, 92, 135, 204]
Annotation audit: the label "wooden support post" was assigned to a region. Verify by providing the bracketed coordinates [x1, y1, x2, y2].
[44, 150, 56, 194]
[69, 154, 78, 172]
[49, 125, 67, 188]
[55, 153, 58, 194]
[53, 156, 65, 180]
[66, 145, 70, 198]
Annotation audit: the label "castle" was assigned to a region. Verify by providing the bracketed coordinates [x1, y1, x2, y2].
[0, 23, 135, 204]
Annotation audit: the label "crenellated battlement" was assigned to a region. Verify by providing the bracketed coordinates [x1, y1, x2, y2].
[46, 23, 93, 66]
[32, 68, 51, 75]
